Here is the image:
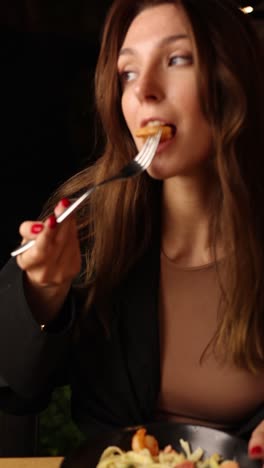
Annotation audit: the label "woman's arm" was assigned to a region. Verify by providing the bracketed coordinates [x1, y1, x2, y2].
[0, 257, 76, 408]
[0, 199, 81, 405]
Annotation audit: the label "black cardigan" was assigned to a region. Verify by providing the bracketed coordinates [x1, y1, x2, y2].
[0, 249, 263, 440]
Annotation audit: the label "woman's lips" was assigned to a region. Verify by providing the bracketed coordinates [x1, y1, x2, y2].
[155, 130, 176, 154]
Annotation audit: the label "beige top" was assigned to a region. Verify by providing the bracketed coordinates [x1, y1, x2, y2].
[156, 251, 264, 431]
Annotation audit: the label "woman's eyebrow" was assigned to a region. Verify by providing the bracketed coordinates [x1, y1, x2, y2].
[118, 34, 189, 58]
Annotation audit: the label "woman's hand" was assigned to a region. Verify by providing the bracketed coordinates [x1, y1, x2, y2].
[16, 198, 82, 325]
[248, 421, 264, 462]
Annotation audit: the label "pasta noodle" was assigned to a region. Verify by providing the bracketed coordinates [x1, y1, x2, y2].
[96, 428, 240, 468]
[135, 123, 174, 141]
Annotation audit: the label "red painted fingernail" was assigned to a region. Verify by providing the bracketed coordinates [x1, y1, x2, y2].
[47, 215, 57, 229]
[250, 446, 263, 455]
[60, 198, 71, 208]
[31, 223, 44, 234]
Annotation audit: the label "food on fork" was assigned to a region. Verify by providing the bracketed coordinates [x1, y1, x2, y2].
[135, 121, 174, 142]
[96, 427, 240, 467]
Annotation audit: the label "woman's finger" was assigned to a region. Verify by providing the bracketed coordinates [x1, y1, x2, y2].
[54, 198, 71, 218]
[248, 422, 264, 459]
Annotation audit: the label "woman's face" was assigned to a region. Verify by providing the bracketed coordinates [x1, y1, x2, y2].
[117, 3, 213, 180]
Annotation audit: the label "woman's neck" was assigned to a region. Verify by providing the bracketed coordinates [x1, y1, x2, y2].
[161, 175, 221, 267]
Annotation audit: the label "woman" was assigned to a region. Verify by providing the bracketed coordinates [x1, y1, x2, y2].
[0, 0, 264, 461]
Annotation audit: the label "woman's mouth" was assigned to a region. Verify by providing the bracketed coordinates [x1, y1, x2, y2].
[135, 121, 176, 143]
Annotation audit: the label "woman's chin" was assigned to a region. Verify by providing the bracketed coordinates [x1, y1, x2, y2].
[146, 158, 176, 180]
[146, 167, 169, 180]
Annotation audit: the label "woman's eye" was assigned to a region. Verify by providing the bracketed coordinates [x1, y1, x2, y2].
[119, 70, 137, 84]
[168, 55, 193, 66]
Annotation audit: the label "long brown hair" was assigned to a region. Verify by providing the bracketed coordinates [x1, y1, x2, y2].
[43, 0, 264, 372]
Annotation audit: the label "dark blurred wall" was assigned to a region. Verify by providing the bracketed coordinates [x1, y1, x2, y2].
[0, 1, 111, 266]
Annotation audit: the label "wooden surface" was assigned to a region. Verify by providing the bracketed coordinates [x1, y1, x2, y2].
[0, 457, 64, 468]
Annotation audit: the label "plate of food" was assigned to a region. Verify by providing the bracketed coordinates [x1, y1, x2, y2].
[60, 421, 261, 468]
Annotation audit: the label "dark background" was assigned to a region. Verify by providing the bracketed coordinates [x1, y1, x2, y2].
[0, 0, 264, 267]
[0, 0, 112, 266]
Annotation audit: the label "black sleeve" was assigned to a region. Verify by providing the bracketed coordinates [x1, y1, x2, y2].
[0, 257, 76, 413]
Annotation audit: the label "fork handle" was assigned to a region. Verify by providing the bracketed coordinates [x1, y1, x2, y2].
[10, 188, 94, 257]
[11, 239, 36, 257]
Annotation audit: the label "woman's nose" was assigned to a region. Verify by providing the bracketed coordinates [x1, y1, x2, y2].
[134, 69, 164, 102]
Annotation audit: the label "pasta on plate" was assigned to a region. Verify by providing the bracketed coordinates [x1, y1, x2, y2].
[96, 427, 239, 467]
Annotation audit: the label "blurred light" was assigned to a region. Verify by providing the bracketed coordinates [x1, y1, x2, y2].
[240, 5, 254, 13]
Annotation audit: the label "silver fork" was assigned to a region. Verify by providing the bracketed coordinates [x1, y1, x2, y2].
[11, 130, 162, 257]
